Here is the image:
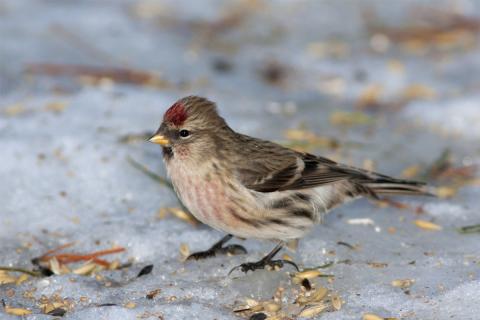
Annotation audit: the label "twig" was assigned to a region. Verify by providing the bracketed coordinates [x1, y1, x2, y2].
[36, 246, 125, 267]
[126, 156, 174, 190]
[457, 224, 480, 234]
[0, 267, 42, 277]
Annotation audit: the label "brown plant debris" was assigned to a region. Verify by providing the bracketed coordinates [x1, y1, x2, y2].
[25, 63, 171, 88]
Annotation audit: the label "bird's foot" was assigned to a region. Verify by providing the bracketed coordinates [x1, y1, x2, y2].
[229, 258, 299, 275]
[187, 244, 247, 261]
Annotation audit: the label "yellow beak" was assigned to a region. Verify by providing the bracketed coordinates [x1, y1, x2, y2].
[148, 134, 170, 146]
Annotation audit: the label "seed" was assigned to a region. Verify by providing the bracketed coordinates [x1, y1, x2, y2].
[391, 279, 415, 288]
[363, 313, 384, 320]
[414, 220, 442, 231]
[301, 278, 312, 291]
[295, 270, 323, 279]
[179, 243, 190, 258]
[263, 302, 281, 312]
[249, 313, 267, 320]
[298, 303, 328, 318]
[146, 289, 161, 300]
[311, 287, 328, 302]
[436, 186, 456, 198]
[296, 287, 328, 305]
[5, 306, 32, 316]
[245, 298, 258, 306]
[0, 271, 17, 285]
[73, 262, 97, 275]
[49, 257, 62, 275]
[124, 301, 136, 309]
[331, 294, 342, 310]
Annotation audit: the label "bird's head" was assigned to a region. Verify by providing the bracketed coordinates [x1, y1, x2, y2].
[149, 96, 230, 160]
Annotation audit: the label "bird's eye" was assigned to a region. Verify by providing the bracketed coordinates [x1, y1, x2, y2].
[179, 129, 190, 138]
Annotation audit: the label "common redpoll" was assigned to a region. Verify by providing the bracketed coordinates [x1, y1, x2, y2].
[149, 96, 432, 273]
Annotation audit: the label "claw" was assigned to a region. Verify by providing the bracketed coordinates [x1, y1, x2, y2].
[187, 243, 247, 261]
[228, 259, 299, 275]
[281, 259, 300, 271]
[220, 244, 248, 256]
[187, 250, 216, 261]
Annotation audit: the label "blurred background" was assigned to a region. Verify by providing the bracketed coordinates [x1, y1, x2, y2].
[1, 0, 479, 319]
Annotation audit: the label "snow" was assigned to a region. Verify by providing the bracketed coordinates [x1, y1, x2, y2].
[1, 0, 479, 319]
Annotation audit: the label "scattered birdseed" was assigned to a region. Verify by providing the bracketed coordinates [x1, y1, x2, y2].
[47, 308, 67, 316]
[146, 289, 161, 300]
[294, 269, 323, 280]
[436, 186, 457, 198]
[363, 313, 384, 320]
[367, 262, 388, 268]
[49, 257, 62, 275]
[391, 279, 415, 288]
[301, 278, 312, 291]
[249, 312, 267, 320]
[298, 302, 328, 318]
[4, 305, 32, 316]
[0, 271, 17, 285]
[295, 287, 328, 305]
[137, 265, 154, 277]
[331, 293, 342, 310]
[414, 220, 442, 231]
[124, 301, 137, 309]
[179, 243, 190, 258]
[263, 302, 281, 312]
[72, 262, 97, 275]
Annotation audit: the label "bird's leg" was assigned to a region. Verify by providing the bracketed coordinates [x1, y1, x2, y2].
[187, 234, 247, 260]
[229, 242, 299, 274]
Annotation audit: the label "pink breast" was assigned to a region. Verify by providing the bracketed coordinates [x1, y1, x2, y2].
[174, 174, 226, 225]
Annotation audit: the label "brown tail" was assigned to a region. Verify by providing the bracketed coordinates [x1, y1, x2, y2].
[364, 179, 435, 197]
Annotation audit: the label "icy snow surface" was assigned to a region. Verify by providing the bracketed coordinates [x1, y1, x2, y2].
[1, 0, 479, 319]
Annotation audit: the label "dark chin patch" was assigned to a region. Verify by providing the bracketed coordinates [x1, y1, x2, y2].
[162, 147, 173, 160]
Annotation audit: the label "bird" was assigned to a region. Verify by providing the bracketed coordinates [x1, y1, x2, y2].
[149, 96, 433, 273]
